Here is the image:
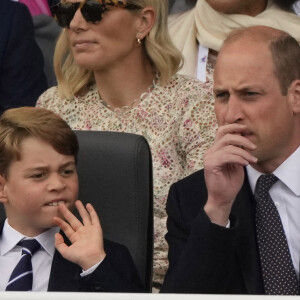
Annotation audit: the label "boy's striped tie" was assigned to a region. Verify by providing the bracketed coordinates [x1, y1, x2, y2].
[6, 239, 41, 291]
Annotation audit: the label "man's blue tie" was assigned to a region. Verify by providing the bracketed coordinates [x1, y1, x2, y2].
[6, 239, 41, 291]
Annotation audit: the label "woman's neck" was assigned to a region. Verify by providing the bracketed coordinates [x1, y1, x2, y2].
[94, 57, 155, 109]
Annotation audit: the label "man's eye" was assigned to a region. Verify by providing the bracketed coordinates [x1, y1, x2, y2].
[245, 91, 260, 96]
[215, 92, 229, 100]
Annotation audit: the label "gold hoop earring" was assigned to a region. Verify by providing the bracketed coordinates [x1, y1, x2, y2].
[137, 38, 142, 46]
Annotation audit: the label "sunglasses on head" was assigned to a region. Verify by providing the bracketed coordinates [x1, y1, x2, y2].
[51, 0, 141, 28]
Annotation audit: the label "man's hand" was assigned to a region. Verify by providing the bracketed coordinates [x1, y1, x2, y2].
[53, 200, 106, 270]
[204, 124, 257, 226]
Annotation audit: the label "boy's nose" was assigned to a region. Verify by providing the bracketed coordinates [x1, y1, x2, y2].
[47, 174, 66, 191]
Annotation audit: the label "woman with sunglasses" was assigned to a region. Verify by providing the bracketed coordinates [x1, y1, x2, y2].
[37, 0, 217, 289]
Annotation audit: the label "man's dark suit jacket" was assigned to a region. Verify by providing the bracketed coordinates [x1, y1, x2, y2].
[161, 169, 266, 294]
[0, 0, 47, 115]
[0, 222, 145, 292]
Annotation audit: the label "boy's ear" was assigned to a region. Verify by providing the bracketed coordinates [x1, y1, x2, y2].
[288, 79, 300, 114]
[0, 175, 8, 204]
[136, 7, 156, 40]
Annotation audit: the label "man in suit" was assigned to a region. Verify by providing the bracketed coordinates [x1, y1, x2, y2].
[0, 107, 144, 292]
[0, 0, 47, 115]
[162, 26, 300, 294]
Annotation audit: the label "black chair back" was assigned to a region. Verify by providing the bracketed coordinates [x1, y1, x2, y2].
[75, 131, 153, 291]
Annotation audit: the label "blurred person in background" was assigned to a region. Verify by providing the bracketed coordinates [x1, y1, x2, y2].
[15, 0, 62, 87]
[272, 0, 300, 12]
[0, 0, 47, 115]
[169, 0, 300, 81]
[169, 0, 196, 14]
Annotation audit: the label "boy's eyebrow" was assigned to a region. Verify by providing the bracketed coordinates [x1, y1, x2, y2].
[58, 161, 76, 169]
[24, 161, 76, 172]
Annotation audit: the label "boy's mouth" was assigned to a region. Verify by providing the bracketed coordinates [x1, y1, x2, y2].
[46, 200, 66, 207]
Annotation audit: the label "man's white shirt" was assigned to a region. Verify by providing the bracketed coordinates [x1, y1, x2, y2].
[247, 146, 300, 278]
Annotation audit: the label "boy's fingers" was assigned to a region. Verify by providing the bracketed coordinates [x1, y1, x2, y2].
[53, 216, 75, 240]
[75, 200, 92, 226]
[58, 202, 82, 231]
[55, 232, 68, 255]
[86, 203, 101, 227]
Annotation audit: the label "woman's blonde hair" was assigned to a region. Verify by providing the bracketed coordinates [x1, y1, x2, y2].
[54, 0, 183, 99]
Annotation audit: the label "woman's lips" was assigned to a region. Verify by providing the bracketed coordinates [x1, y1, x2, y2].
[73, 40, 96, 50]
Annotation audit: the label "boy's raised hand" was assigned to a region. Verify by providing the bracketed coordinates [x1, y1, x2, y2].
[53, 200, 106, 271]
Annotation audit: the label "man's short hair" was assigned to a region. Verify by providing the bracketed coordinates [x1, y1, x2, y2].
[0, 107, 79, 177]
[223, 26, 300, 95]
[270, 35, 300, 95]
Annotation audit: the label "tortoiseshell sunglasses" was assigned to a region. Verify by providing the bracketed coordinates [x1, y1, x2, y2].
[51, 0, 141, 28]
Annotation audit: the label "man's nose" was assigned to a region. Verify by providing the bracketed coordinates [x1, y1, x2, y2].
[224, 95, 244, 124]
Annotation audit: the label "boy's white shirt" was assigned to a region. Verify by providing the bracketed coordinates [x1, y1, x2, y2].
[0, 220, 101, 291]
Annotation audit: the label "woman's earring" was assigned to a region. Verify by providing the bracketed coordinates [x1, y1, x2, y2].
[137, 38, 142, 46]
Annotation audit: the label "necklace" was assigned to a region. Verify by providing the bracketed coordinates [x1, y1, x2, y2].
[99, 72, 159, 115]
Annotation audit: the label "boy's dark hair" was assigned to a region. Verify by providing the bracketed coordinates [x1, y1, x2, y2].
[0, 107, 79, 177]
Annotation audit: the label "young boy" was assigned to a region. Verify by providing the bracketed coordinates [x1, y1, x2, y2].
[0, 107, 144, 292]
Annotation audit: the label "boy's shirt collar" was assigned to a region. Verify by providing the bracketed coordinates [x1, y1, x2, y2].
[0, 219, 59, 257]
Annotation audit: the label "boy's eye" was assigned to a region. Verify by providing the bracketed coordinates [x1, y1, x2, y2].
[61, 169, 75, 176]
[30, 173, 45, 179]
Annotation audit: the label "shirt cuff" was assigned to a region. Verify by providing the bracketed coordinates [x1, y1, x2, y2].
[211, 219, 230, 228]
[80, 258, 104, 277]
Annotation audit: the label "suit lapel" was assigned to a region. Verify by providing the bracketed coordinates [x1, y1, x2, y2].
[232, 174, 264, 294]
[47, 231, 81, 292]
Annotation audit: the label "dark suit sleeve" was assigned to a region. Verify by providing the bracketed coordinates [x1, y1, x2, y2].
[80, 240, 146, 292]
[161, 176, 239, 293]
[0, 2, 47, 115]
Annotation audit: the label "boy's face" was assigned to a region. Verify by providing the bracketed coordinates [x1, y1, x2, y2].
[0, 137, 79, 237]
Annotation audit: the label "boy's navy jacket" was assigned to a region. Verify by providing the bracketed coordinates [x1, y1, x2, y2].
[0, 0, 47, 115]
[0, 221, 145, 292]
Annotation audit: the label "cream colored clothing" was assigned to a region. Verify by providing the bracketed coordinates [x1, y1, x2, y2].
[37, 73, 217, 284]
[169, 0, 300, 78]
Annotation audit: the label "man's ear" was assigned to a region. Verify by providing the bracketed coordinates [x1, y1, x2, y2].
[288, 79, 300, 114]
[0, 175, 8, 204]
[135, 7, 156, 40]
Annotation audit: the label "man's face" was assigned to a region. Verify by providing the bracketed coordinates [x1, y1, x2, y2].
[205, 0, 267, 16]
[0, 137, 78, 237]
[214, 39, 298, 171]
